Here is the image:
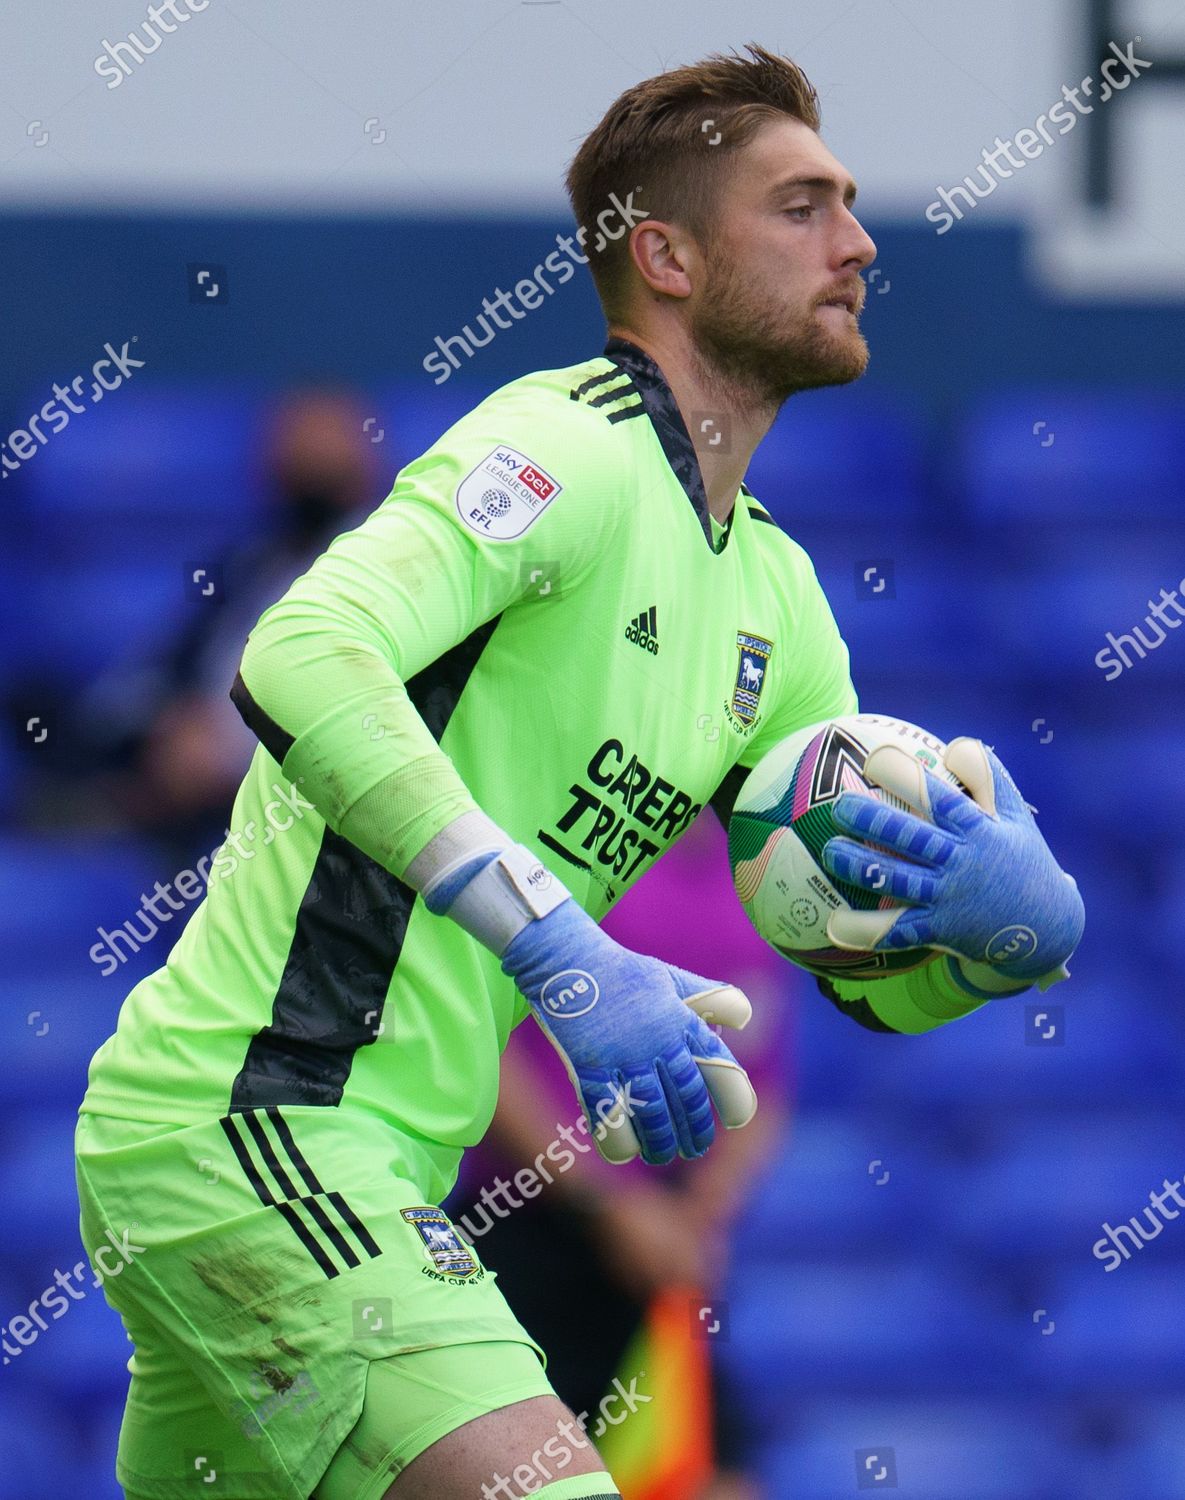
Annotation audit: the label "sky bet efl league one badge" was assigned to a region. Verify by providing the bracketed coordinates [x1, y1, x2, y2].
[455, 446, 563, 540]
[727, 631, 773, 730]
[400, 1207, 480, 1277]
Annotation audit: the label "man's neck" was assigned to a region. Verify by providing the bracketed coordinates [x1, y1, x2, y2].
[606, 323, 780, 524]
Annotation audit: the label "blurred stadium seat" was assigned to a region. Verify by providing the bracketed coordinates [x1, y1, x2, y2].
[375, 378, 496, 470]
[750, 1108, 940, 1252]
[0, 833, 164, 956]
[721, 1255, 1011, 1402]
[0, 1107, 89, 1273]
[0, 1390, 98, 1500]
[743, 385, 932, 522]
[758, 1400, 1087, 1500]
[1026, 1261, 1185, 1393]
[19, 383, 267, 541]
[953, 389, 1185, 521]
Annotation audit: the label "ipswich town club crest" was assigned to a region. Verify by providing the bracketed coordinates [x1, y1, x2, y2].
[401, 1207, 479, 1278]
[727, 631, 773, 729]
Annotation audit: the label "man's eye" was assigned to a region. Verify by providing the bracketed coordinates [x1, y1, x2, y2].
[786, 205, 814, 220]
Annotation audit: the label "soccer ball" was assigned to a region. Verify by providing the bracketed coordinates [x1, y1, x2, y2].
[727, 712, 963, 980]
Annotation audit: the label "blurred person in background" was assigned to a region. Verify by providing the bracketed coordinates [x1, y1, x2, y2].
[449, 809, 792, 1500]
[18, 388, 380, 857]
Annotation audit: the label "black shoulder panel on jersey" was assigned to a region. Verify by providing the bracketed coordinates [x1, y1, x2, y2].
[603, 337, 717, 546]
[228, 615, 503, 1112]
[230, 670, 295, 765]
[815, 974, 900, 1033]
[747, 506, 779, 528]
[709, 761, 751, 830]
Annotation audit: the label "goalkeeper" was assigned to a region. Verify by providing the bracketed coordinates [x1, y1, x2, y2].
[76, 43, 1083, 1500]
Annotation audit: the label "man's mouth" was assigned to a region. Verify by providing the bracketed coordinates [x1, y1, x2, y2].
[819, 293, 859, 314]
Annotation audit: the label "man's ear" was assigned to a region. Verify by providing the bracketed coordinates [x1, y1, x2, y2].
[629, 220, 694, 301]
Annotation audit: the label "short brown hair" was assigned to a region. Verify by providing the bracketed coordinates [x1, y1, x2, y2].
[565, 44, 821, 319]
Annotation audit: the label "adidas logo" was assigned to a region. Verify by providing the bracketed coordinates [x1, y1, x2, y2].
[624, 605, 659, 655]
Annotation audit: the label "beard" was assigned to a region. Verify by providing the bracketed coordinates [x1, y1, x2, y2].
[690, 254, 869, 408]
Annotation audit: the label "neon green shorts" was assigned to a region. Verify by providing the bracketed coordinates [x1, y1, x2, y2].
[75, 1107, 554, 1500]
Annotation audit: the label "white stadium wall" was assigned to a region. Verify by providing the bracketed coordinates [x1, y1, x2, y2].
[4, 0, 1184, 299]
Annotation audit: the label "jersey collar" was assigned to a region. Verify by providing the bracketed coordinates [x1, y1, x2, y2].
[603, 336, 737, 553]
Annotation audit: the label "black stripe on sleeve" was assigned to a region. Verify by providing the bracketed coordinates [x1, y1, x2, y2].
[228, 616, 502, 1112]
[709, 763, 751, 830]
[230, 670, 295, 765]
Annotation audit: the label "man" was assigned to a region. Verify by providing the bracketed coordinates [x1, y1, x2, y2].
[77, 44, 1084, 1500]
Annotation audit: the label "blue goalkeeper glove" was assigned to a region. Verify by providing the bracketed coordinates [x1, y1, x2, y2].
[820, 737, 1084, 990]
[422, 844, 757, 1166]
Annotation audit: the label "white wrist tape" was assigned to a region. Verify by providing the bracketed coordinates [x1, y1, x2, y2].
[443, 843, 572, 957]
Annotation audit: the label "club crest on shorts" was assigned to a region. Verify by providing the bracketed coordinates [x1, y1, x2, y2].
[454, 446, 562, 541]
[401, 1207, 479, 1278]
[728, 631, 773, 728]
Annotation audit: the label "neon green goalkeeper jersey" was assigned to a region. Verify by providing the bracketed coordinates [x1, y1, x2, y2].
[82, 338, 858, 1196]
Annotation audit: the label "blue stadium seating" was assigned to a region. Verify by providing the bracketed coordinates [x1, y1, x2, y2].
[0, 833, 166, 959]
[14, 1266, 135, 1400]
[3, 366, 1182, 1489]
[1024, 1261, 1185, 1393]
[748, 1108, 941, 1252]
[758, 1400, 1088, 1500]
[720, 1255, 1011, 1402]
[375, 378, 497, 470]
[18, 383, 266, 534]
[7, 968, 124, 1108]
[1088, 1402, 1185, 1498]
[811, 965, 1183, 1111]
[963, 543, 1185, 683]
[954, 389, 1185, 521]
[940, 1112, 1184, 1262]
[743, 386, 932, 522]
[0, 1393, 94, 1499]
[10, 559, 195, 684]
[0, 1107, 88, 1273]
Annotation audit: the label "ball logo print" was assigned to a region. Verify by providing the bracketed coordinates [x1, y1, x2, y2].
[539, 970, 599, 1018]
[482, 488, 511, 516]
[728, 714, 958, 978]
